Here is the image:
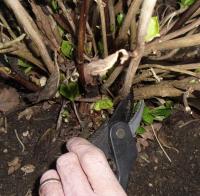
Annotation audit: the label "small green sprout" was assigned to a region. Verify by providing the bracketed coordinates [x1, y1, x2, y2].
[93, 98, 113, 111]
[61, 40, 74, 59]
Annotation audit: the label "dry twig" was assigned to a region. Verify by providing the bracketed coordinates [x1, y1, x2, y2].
[151, 125, 172, 163]
[170, 0, 200, 32]
[145, 33, 200, 55]
[77, 0, 90, 64]
[0, 34, 25, 49]
[120, 0, 157, 97]
[14, 129, 25, 152]
[4, 0, 60, 101]
[97, 0, 108, 57]
[57, 0, 76, 34]
[116, 0, 142, 47]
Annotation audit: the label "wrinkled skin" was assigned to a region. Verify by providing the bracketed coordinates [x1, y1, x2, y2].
[39, 137, 127, 196]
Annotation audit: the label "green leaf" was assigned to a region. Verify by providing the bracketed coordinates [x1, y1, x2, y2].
[93, 98, 113, 111]
[151, 106, 171, 118]
[145, 16, 160, 42]
[136, 126, 146, 134]
[116, 13, 124, 26]
[142, 107, 154, 125]
[153, 115, 167, 121]
[61, 40, 74, 59]
[59, 82, 79, 102]
[51, 0, 58, 11]
[18, 59, 31, 68]
[143, 113, 154, 125]
[141, 103, 173, 125]
[18, 59, 33, 74]
[180, 0, 196, 7]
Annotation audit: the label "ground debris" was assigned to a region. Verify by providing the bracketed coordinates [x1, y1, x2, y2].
[137, 123, 161, 152]
[128, 107, 200, 196]
[0, 86, 20, 113]
[18, 108, 34, 120]
[7, 157, 21, 175]
[21, 164, 35, 175]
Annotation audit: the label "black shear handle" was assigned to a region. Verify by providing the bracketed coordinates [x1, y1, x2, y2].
[110, 122, 138, 190]
[89, 121, 137, 190]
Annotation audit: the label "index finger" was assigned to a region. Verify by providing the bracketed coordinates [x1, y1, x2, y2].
[67, 137, 126, 196]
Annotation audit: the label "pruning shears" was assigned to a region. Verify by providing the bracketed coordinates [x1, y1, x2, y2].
[89, 94, 144, 190]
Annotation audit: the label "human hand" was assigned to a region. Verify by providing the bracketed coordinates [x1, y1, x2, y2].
[39, 137, 127, 196]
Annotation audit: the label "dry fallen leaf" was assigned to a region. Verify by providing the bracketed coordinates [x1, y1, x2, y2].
[83, 49, 129, 84]
[21, 164, 35, 174]
[84, 49, 129, 77]
[137, 138, 149, 152]
[137, 123, 162, 152]
[0, 87, 20, 113]
[140, 129, 154, 140]
[18, 108, 34, 120]
[7, 157, 21, 175]
[24, 189, 32, 196]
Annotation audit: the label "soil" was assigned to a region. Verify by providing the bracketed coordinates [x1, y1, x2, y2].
[128, 107, 200, 196]
[0, 101, 199, 196]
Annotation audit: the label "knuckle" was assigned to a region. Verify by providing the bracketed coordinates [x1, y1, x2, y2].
[67, 137, 89, 151]
[56, 152, 77, 168]
[81, 146, 106, 164]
